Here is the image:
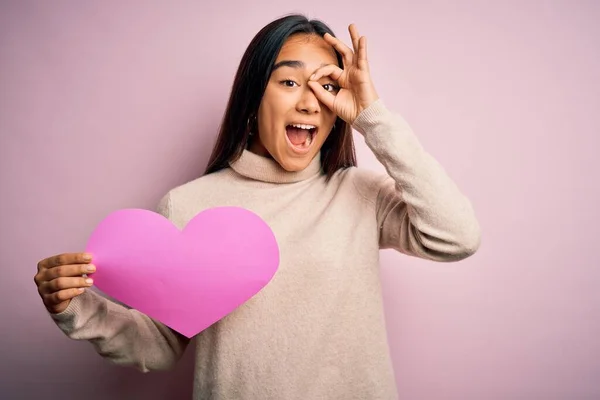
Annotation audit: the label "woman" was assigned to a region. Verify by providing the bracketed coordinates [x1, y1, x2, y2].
[34, 14, 481, 400]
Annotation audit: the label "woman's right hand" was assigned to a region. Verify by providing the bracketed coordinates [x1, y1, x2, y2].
[34, 252, 96, 314]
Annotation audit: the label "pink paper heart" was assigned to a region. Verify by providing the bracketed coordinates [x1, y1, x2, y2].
[85, 206, 279, 338]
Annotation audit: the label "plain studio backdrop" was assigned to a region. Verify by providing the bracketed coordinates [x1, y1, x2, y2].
[1, 1, 598, 399]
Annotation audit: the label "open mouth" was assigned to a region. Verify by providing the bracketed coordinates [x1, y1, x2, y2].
[285, 123, 318, 153]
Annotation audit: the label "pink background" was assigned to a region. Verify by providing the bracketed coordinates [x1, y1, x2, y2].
[1, 1, 599, 399]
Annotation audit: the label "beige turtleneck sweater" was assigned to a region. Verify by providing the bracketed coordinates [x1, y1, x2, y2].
[50, 99, 481, 400]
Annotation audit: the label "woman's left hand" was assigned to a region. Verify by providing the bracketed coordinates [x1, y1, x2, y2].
[308, 24, 379, 125]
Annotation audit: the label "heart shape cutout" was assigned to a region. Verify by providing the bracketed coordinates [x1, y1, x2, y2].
[85, 206, 279, 338]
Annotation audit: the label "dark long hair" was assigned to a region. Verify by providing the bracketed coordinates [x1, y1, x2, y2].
[204, 14, 357, 180]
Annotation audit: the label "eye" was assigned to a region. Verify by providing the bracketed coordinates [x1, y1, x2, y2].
[323, 83, 340, 93]
[280, 79, 298, 88]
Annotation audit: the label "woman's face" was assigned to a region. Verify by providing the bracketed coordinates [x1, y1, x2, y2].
[249, 33, 340, 172]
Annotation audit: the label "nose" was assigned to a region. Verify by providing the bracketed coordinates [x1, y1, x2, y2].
[296, 86, 321, 114]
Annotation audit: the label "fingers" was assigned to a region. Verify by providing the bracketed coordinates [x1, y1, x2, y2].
[44, 288, 86, 312]
[323, 32, 354, 67]
[349, 24, 360, 55]
[323, 25, 368, 72]
[38, 252, 92, 271]
[37, 274, 94, 313]
[39, 276, 94, 295]
[308, 64, 344, 111]
[34, 262, 96, 285]
[310, 64, 344, 82]
[349, 24, 368, 71]
[357, 36, 368, 71]
[45, 263, 96, 280]
[35, 252, 94, 314]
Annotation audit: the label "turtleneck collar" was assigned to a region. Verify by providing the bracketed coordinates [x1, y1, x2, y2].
[229, 149, 323, 184]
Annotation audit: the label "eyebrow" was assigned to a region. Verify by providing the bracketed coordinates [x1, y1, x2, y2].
[272, 60, 330, 71]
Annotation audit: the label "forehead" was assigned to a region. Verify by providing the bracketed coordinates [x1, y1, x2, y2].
[275, 34, 338, 65]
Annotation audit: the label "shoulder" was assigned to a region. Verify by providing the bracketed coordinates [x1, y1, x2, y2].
[156, 168, 234, 223]
[171, 168, 233, 198]
[333, 166, 390, 204]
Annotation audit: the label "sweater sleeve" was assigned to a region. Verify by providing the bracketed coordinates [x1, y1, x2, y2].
[49, 192, 190, 372]
[352, 99, 481, 262]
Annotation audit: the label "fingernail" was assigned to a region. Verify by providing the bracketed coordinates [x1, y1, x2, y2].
[83, 253, 92, 262]
[85, 278, 93, 285]
[86, 264, 96, 272]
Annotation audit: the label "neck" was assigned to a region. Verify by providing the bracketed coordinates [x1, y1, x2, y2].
[229, 149, 322, 184]
[247, 136, 271, 158]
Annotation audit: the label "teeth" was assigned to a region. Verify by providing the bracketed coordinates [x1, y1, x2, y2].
[306, 134, 312, 145]
[290, 124, 316, 130]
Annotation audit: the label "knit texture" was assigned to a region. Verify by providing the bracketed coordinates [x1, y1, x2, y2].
[50, 99, 481, 399]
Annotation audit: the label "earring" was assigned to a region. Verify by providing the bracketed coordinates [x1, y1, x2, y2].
[247, 115, 256, 136]
[247, 116, 254, 136]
